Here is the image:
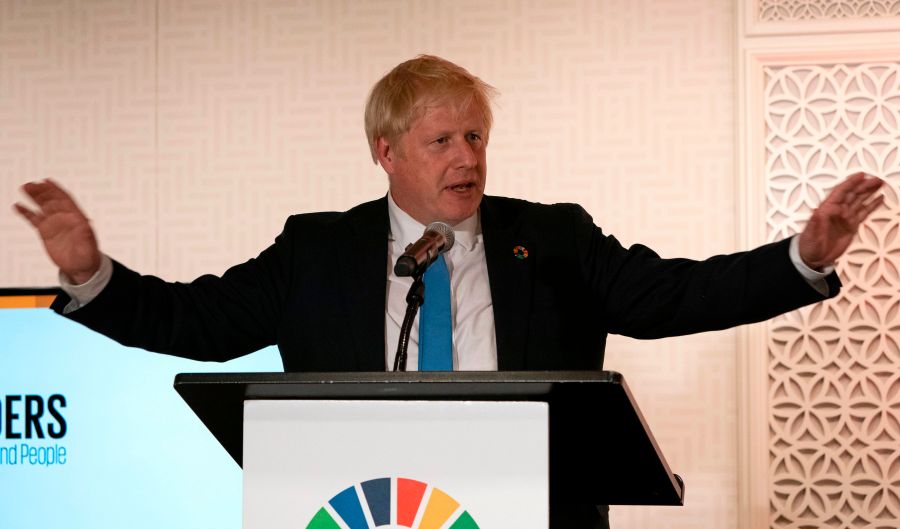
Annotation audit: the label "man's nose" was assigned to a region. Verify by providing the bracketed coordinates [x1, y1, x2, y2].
[454, 141, 478, 169]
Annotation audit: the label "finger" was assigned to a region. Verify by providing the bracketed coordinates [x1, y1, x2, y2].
[852, 195, 885, 225]
[855, 174, 885, 198]
[44, 178, 74, 197]
[39, 179, 87, 214]
[847, 177, 885, 214]
[823, 172, 866, 205]
[21, 182, 61, 205]
[22, 179, 72, 206]
[18, 184, 73, 216]
[13, 202, 44, 227]
[826, 172, 882, 207]
[20, 181, 49, 201]
[850, 173, 883, 198]
[848, 188, 869, 211]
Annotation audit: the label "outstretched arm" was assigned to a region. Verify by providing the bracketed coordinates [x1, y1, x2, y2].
[14, 179, 293, 361]
[576, 173, 884, 339]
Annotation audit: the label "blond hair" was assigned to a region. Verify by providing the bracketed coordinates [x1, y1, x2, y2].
[364, 55, 497, 163]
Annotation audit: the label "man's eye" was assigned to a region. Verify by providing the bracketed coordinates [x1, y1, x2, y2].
[434, 137, 448, 144]
[467, 133, 482, 142]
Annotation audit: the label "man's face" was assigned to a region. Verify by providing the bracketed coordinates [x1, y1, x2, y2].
[379, 103, 487, 226]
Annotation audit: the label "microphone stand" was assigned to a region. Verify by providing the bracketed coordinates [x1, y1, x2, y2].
[392, 271, 425, 372]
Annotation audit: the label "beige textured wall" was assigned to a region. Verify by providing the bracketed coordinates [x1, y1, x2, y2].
[1, 1, 738, 527]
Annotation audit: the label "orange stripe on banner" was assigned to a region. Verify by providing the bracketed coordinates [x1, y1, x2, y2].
[418, 488, 460, 529]
[0, 295, 55, 309]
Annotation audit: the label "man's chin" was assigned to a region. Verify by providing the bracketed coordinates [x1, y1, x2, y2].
[438, 198, 482, 225]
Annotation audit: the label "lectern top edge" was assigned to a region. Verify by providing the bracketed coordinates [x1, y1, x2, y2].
[173, 370, 684, 506]
[173, 369, 623, 387]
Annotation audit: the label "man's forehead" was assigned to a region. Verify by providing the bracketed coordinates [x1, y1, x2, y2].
[410, 103, 486, 132]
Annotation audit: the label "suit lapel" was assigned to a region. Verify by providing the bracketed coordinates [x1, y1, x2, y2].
[481, 196, 534, 370]
[339, 197, 389, 371]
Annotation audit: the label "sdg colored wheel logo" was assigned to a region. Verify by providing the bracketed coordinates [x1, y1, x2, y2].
[306, 477, 480, 529]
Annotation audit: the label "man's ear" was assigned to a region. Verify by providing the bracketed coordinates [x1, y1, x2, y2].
[375, 137, 396, 172]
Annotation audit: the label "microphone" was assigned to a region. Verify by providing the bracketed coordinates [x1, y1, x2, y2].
[393, 222, 455, 277]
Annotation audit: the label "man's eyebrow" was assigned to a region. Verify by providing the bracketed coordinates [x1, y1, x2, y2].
[422, 128, 453, 139]
[430, 126, 484, 136]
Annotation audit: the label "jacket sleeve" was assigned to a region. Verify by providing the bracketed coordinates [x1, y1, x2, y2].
[567, 204, 840, 339]
[50, 217, 299, 362]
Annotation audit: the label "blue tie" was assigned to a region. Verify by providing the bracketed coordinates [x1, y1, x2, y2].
[419, 254, 452, 371]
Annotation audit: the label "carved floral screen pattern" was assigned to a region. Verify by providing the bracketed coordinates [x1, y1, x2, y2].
[765, 64, 900, 528]
[759, 0, 900, 21]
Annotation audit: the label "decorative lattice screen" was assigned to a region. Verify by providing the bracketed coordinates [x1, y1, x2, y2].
[759, 0, 900, 21]
[765, 63, 900, 528]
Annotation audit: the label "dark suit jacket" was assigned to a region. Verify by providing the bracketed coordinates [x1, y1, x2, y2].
[52, 194, 837, 369]
[51, 195, 837, 529]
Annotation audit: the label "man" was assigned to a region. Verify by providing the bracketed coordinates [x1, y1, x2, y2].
[14, 55, 885, 527]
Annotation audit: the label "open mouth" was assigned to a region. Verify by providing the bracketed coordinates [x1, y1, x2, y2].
[448, 182, 475, 192]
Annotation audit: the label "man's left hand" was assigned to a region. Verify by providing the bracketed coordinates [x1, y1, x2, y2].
[798, 172, 885, 271]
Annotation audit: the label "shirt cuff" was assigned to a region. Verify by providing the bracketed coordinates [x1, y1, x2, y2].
[58, 254, 113, 314]
[788, 236, 833, 297]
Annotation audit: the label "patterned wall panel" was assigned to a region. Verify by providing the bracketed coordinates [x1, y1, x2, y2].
[764, 63, 900, 528]
[759, 0, 900, 21]
[0, 0, 157, 285]
[154, 0, 390, 279]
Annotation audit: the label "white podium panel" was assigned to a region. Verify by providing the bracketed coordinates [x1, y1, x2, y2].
[243, 400, 548, 529]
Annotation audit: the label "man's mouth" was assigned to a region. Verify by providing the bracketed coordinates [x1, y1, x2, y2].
[447, 182, 476, 192]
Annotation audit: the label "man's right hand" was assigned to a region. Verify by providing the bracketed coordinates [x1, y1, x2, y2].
[14, 180, 102, 285]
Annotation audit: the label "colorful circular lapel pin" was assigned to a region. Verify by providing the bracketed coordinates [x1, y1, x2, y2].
[513, 245, 529, 259]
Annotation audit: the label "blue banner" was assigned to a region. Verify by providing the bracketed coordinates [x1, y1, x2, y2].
[0, 307, 281, 529]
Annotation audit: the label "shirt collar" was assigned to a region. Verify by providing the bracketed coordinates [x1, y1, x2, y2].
[387, 191, 479, 252]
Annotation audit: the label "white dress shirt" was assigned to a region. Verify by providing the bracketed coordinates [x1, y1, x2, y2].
[385, 192, 497, 371]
